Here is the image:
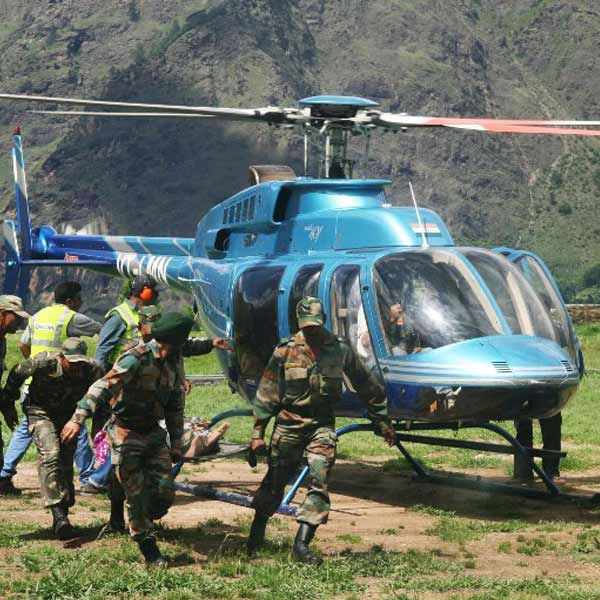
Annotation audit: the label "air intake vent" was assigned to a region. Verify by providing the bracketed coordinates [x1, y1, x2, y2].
[561, 360, 574, 373]
[492, 361, 512, 374]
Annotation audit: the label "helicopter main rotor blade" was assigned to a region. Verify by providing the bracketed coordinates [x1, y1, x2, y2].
[31, 110, 216, 119]
[0, 92, 297, 124]
[377, 113, 600, 132]
[445, 123, 600, 136]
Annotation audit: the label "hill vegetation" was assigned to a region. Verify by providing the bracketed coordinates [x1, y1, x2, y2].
[0, 0, 599, 309]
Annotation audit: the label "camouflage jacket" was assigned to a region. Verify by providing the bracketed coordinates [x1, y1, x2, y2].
[252, 329, 389, 438]
[72, 340, 185, 447]
[3, 351, 103, 419]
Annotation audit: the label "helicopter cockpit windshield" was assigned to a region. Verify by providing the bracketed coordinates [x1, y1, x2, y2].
[372, 249, 576, 359]
[373, 250, 503, 353]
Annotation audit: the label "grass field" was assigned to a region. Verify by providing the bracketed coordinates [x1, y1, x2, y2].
[0, 326, 599, 599]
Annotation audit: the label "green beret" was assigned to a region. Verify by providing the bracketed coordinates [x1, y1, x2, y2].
[151, 312, 194, 347]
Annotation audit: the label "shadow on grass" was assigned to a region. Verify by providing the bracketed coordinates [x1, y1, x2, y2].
[159, 517, 293, 561]
[326, 461, 600, 526]
[19, 522, 107, 546]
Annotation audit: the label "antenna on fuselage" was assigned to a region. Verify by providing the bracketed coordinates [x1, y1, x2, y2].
[303, 125, 309, 176]
[409, 181, 429, 249]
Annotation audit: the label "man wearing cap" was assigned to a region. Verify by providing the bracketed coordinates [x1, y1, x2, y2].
[2, 338, 102, 539]
[0, 281, 102, 496]
[61, 312, 195, 567]
[247, 296, 396, 564]
[0, 295, 30, 474]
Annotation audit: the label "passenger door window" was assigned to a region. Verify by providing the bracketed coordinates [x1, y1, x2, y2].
[233, 266, 285, 389]
[330, 265, 375, 369]
[288, 265, 323, 333]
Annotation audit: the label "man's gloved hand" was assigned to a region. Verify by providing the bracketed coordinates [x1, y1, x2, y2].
[247, 438, 268, 468]
[251, 438, 266, 453]
[170, 448, 183, 464]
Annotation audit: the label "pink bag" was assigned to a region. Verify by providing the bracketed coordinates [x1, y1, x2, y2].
[93, 430, 110, 466]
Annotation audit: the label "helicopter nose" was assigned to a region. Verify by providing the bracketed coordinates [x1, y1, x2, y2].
[379, 335, 577, 384]
[378, 335, 579, 421]
[483, 335, 577, 380]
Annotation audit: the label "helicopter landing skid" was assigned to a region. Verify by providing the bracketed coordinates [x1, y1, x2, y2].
[278, 420, 568, 510]
[173, 412, 578, 517]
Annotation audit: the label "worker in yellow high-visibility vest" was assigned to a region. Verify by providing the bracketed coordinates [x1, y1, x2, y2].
[94, 275, 160, 372]
[82, 274, 159, 495]
[0, 281, 101, 496]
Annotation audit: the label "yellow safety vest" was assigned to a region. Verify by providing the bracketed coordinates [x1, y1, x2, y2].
[26, 304, 75, 385]
[30, 304, 75, 355]
[105, 301, 139, 364]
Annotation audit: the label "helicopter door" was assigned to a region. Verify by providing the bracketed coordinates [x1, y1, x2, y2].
[329, 265, 376, 370]
[505, 251, 581, 369]
[233, 265, 285, 399]
[288, 264, 323, 333]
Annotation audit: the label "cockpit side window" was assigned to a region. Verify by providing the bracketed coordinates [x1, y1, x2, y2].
[374, 251, 500, 353]
[288, 265, 323, 333]
[515, 255, 576, 358]
[330, 265, 376, 370]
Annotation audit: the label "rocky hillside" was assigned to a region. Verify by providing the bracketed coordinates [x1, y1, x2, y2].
[0, 0, 599, 311]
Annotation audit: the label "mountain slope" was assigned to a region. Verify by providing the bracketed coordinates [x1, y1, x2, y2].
[0, 0, 599, 308]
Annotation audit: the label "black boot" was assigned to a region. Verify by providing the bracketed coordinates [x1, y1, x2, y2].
[109, 477, 126, 534]
[292, 523, 322, 565]
[247, 512, 269, 557]
[137, 536, 168, 568]
[0, 476, 21, 496]
[50, 505, 76, 540]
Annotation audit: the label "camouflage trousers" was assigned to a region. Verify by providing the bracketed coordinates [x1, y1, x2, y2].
[107, 423, 174, 540]
[28, 412, 76, 508]
[252, 424, 337, 526]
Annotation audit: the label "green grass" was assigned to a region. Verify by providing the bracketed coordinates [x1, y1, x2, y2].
[0, 326, 599, 598]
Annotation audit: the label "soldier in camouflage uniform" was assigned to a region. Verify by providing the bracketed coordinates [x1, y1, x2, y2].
[0, 296, 31, 473]
[2, 337, 102, 539]
[247, 297, 396, 564]
[106, 305, 232, 534]
[61, 312, 195, 567]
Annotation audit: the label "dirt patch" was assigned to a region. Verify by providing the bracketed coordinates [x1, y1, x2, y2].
[2, 458, 600, 582]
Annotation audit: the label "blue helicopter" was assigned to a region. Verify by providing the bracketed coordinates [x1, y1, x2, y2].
[1, 92, 599, 501]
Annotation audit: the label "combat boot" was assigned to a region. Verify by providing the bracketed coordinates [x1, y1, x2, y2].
[292, 522, 322, 565]
[50, 505, 77, 540]
[0, 476, 21, 496]
[109, 477, 126, 534]
[137, 536, 168, 568]
[246, 512, 269, 557]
